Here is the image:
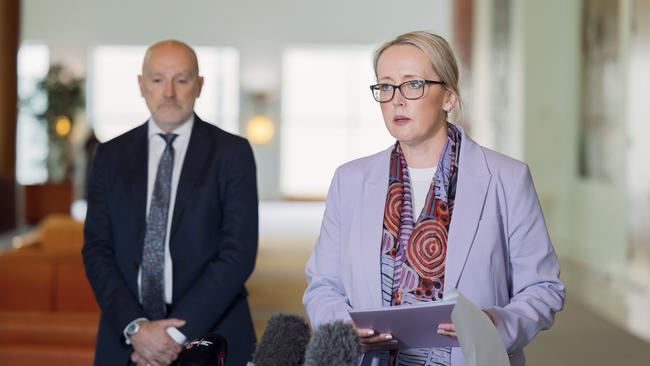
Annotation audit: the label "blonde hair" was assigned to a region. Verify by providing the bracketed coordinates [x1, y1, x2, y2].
[373, 31, 462, 116]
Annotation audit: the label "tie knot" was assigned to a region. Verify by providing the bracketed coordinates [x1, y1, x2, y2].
[158, 133, 178, 147]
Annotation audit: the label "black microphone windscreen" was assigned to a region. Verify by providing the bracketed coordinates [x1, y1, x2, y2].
[303, 320, 360, 366]
[252, 313, 311, 366]
[178, 332, 228, 366]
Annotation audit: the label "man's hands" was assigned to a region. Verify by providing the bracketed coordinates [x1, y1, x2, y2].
[130, 318, 186, 366]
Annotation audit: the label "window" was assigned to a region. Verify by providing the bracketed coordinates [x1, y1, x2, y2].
[16, 44, 49, 185]
[280, 46, 392, 198]
[89, 46, 239, 142]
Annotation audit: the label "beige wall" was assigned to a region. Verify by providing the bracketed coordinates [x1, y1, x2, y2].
[627, 0, 650, 277]
[472, 0, 644, 282]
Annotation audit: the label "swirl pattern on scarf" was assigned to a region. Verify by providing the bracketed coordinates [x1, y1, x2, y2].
[378, 123, 461, 366]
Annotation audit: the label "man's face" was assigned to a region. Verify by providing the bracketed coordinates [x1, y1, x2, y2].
[138, 43, 204, 131]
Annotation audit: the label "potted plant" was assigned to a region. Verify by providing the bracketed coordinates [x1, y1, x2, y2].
[36, 64, 84, 182]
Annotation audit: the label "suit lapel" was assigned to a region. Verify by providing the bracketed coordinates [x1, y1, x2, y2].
[358, 148, 391, 309]
[170, 117, 211, 241]
[445, 129, 491, 291]
[125, 122, 149, 246]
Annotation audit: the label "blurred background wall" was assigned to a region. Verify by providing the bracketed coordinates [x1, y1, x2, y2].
[20, 0, 452, 200]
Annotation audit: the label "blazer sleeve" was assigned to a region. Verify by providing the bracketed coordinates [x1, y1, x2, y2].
[483, 164, 566, 353]
[82, 144, 146, 335]
[303, 168, 353, 327]
[168, 139, 259, 338]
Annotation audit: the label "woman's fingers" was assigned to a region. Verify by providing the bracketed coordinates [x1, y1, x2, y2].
[359, 336, 399, 352]
[437, 323, 457, 337]
[359, 332, 396, 344]
[353, 324, 399, 352]
[357, 331, 399, 352]
[355, 327, 376, 338]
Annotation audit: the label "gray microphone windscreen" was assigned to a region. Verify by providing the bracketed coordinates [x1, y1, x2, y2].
[252, 313, 311, 366]
[303, 320, 360, 366]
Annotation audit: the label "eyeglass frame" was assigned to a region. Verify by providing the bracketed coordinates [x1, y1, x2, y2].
[369, 79, 446, 103]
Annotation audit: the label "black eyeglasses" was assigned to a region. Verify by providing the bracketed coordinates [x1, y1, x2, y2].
[369, 79, 446, 103]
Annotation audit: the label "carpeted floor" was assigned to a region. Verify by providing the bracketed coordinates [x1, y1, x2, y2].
[526, 295, 650, 365]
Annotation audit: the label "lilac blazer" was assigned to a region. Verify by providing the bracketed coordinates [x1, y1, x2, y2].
[303, 127, 565, 366]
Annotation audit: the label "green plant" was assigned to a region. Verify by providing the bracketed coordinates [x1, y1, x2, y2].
[36, 64, 85, 181]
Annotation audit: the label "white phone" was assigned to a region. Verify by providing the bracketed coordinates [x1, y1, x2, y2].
[166, 326, 187, 345]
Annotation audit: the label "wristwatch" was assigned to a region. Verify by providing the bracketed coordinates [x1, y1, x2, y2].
[124, 318, 148, 345]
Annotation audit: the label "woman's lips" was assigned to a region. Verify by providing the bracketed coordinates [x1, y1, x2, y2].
[393, 115, 411, 124]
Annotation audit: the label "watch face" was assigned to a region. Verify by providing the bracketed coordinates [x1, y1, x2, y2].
[127, 322, 139, 335]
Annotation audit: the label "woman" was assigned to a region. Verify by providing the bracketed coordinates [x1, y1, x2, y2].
[303, 31, 565, 366]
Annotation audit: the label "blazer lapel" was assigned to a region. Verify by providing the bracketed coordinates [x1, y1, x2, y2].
[125, 122, 149, 246]
[445, 129, 491, 291]
[170, 117, 211, 241]
[357, 148, 391, 309]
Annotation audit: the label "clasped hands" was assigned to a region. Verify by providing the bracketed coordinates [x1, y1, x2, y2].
[130, 318, 186, 366]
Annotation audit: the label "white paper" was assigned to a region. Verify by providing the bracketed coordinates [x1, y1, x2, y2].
[451, 292, 510, 366]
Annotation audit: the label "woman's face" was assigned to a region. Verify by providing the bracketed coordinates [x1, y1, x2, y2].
[376, 45, 454, 148]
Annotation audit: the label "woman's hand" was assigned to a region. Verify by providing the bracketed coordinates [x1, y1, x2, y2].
[436, 323, 456, 337]
[437, 310, 496, 338]
[355, 327, 399, 353]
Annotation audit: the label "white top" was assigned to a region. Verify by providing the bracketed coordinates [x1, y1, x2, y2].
[408, 166, 437, 218]
[137, 116, 194, 305]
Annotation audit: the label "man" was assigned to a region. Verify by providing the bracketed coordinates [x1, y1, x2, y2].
[83, 40, 258, 366]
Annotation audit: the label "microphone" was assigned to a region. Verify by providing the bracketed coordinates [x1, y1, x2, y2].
[177, 332, 227, 366]
[303, 321, 360, 366]
[252, 313, 311, 366]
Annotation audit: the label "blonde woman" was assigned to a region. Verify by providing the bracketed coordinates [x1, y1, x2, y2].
[304, 31, 565, 366]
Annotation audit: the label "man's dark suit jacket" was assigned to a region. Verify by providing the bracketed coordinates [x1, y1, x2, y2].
[82, 115, 258, 366]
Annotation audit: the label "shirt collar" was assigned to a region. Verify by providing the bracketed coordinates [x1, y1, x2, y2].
[147, 115, 195, 140]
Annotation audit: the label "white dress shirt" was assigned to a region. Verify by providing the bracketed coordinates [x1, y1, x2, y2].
[124, 116, 193, 345]
[137, 116, 194, 305]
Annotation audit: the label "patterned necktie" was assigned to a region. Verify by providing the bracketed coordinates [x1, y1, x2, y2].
[141, 133, 178, 320]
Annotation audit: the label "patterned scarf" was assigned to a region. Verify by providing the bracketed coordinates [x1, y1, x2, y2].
[379, 123, 461, 365]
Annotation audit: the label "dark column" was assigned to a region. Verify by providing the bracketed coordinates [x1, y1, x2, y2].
[0, 0, 20, 233]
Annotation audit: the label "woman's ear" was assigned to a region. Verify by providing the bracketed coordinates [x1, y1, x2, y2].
[443, 92, 458, 112]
